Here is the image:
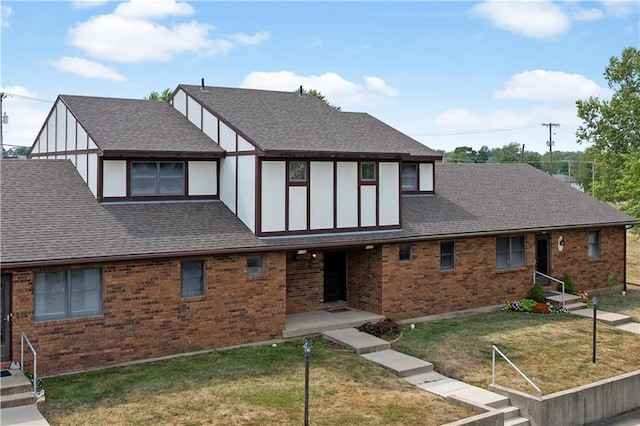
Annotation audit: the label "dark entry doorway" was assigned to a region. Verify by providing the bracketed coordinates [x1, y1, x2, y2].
[324, 251, 347, 302]
[535, 235, 550, 286]
[1, 274, 12, 362]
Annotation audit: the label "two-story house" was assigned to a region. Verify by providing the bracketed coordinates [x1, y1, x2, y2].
[1, 83, 636, 376]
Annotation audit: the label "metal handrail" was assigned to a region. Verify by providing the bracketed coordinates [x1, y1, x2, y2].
[492, 345, 542, 400]
[534, 271, 565, 309]
[20, 332, 37, 397]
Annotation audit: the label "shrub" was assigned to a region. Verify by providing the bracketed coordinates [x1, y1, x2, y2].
[560, 274, 575, 294]
[531, 282, 546, 302]
[519, 298, 536, 312]
[531, 302, 551, 314]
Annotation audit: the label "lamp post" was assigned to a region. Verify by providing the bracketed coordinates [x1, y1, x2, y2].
[303, 340, 312, 426]
[592, 296, 598, 363]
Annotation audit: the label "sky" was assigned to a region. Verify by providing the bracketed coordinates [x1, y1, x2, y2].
[0, 0, 638, 155]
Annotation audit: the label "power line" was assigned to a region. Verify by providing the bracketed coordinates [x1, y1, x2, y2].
[1, 92, 54, 103]
[411, 124, 541, 137]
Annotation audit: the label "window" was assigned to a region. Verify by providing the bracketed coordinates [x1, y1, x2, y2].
[360, 162, 376, 181]
[402, 164, 418, 191]
[131, 161, 184, 196]
[496, 236, 525, 270]
[588, 231, 600, 259]
[181, 261, 204, 298]
[289, 161, 307, 182]
[247, 255, 265, 277]
[35, 269, 102, 321]
[399, 243, 412, 261]
[441, 242, 455, 270]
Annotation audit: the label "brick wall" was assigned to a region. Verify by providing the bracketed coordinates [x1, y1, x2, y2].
[285, 251, 324, 314]
[5, 252, 286, 376]
[348, 247, 383, 313]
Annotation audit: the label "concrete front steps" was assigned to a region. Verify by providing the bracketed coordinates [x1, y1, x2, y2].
[322, 328, 530, 426]
[0, 370, 35, 409]
[545, 291, 588, 311]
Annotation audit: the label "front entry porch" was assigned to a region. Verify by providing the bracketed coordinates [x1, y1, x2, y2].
[283, 307, 384, 339]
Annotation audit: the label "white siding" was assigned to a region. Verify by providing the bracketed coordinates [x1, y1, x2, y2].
[187, 95, 201, 127]
[188, 161, 217, 196]
[32, 136, 41, 154]
[220, 157, 236, 214]
[360, 185, 377, 227]
[77, 126, 88, 150]
[202, 109, 218, 142]
[66, 111, 76, 151]
[420, 163, 434, 191]
[56, 103, 66, 152]
[173, 89, 187, 116]
[237, 135, 254, 151]
[237, 155, 256, 232]
[379, 162, 400, 226]
[288, 186, 307, 231]
[261, 161, 286, 232]
[310, 161, 333, 230]
[336, 162, 358, 228]
[88, 137, 98, 150]
[76, 154, 88, 182]
[103, 160, 127, 197]
[87, 153, 98, 196]
[219, 122, 236, 152]
[46, 114, 55, 152]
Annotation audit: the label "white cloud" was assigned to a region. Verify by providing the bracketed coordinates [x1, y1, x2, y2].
[0, 86, 51, 149]
[1, 5, 12, 27]
[114, 0, 194, 20]
[571, 7, 604, 21]
[227, 31, 271, 45]
[494, 70, 612, 101]
[363, 76, 398, 96]
[470, 0, 570, 38]
[601, 1, 638, 17]
[66, 1, 269, 63]
[52, 56, 127, 82]
[240, 71, 398, 108]
[72, 0, 108, 9]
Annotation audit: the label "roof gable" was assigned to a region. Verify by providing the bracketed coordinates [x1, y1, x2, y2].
[179, 85, 441, 159]
[59, 95, 224, 156]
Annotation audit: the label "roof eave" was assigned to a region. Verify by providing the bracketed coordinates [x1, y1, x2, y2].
[101, 150, 225, 159]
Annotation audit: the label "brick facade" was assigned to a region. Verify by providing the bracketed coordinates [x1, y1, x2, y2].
[3, 226, 626, 376]
[4, 252, 286, 376]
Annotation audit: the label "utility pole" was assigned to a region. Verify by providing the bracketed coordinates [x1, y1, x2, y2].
[542, 123, 560, 175]
[0, 92, 7, 155]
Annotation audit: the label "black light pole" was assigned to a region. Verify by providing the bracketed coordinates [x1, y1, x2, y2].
[592, 296, 598, 363]
[303, 340, 312, 426]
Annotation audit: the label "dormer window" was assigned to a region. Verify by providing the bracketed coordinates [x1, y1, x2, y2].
[131, 161, 185, 196]
[289, 161, 307, 183]
[402, 163, 418, 191]
[360, 162, 376, 181]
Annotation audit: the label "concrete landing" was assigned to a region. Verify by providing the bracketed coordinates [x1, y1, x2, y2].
[283, 308, 384, 339]
[615, 322, 640, 334]
[321, 328, 390, 354]
[361, 349, 433, 377]
[0, 405, 50, 425]
[571, 309, 633, 326]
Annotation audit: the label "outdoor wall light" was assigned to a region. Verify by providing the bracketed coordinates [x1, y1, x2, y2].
[365, 245, 374, 250]
[297, 249, 307, 255]
[311, 253, 317, 259]
[558, 236, 565, 252]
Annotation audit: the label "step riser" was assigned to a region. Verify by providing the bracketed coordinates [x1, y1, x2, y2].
[0, 393, 35, 409]
[504, 418, 530, 426]
[1, 384, 33, 396]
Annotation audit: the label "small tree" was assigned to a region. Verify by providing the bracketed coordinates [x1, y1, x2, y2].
[531, 282, 546, 303]
[561, 274, 575, 294]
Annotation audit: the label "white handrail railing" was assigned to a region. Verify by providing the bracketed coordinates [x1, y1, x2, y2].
[534, 271, 565, 309]
[492, 345, 542, 400]
[20, 332, 37, 397]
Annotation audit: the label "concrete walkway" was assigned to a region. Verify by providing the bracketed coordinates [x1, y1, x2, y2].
[0, 405, 50, 426]
[323, 328, 530, 426]
[571, 308, 640, 335]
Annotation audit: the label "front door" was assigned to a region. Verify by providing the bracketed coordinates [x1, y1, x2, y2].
[535, 235, 550, 286]
[324, 251, 347, 302]
[1, 274, 12, 362]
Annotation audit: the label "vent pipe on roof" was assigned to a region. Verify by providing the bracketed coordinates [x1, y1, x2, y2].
[201, 78, 205, 90]
[299, 85, 303, 96]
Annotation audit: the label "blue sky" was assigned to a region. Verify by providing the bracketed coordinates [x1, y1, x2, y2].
[1, 1, 638, 154]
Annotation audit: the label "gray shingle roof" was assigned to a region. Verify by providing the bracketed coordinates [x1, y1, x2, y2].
[1, 161, 636, 266]
[179, 85, 441, 158]
[59, 95, 224, 155]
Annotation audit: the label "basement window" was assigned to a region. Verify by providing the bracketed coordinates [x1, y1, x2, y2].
[34, 269, 103, 321]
